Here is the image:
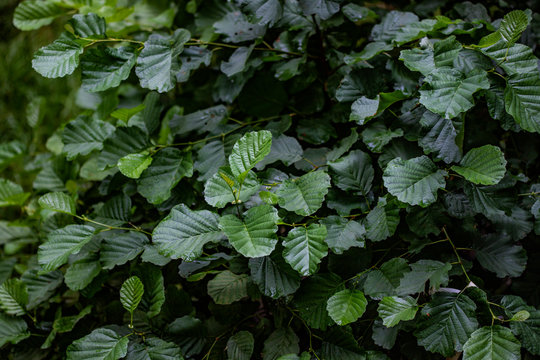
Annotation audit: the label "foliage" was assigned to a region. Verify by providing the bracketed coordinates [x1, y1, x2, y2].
[2, 0, 540, 359]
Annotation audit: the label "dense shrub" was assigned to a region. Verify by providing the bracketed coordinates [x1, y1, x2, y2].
[2, 0, 540, 359]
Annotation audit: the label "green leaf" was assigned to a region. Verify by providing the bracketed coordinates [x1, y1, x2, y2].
[100, 231, 149, 270]
[249, 251, 301, 299]
[227, 331, 254, 360]
[326, 289, 367, 326]
[137, 149, 193, 204]
[207, 270, 249, 305]
[400, 36, 462, 76]
[326, 129, 358, 162]
[171, 105, 227, 135]
[452, 145, 506, 185]
[364, 258, 409, 298]
[498, 10, 529, 45]
[282, 224, 328, 276]
[299, 0, 340, 20]
[195, 140, 226, 181]
[328, 150, 374, 193]
[81, 46, 138, 92]
[365, 198, 400, 242]
[415, 292, 478, 356]
[378, 296, 418, 327]
[510, 310, 530, 322]
[219, 204, 279, 258]
[504, 72, 540, 133]
[0, 313, 29, 347]
[118, 152, 153, 179]
[98, 126, 150, 170]
[397, 260, 452, 295]
[120, 276, 144, 314]
[349, 96, 379, 124]
[294, 273, 344, 330]
[501, 295, 540, 355]
[38, 225, 95, 271]
[38, 192, 76, 215]
[214, 10, 265, 43]
[13, 0, 68, 30]
[0, 279, 28, 316]
[371, 11, 419, 42]
[462, 325, 521, 360]
[54, 305, 92, 334]
[344, 42, 393, 64]
[473, 234, 527, 278]
[481, 41, 538, 77]
[0, 141, 25, 168]
[263, 328, 300, 360]
[153, 204, 222, 261]
[255, 135, 303, 169]
[221, 46, 253, 77]
[320, 216, 365, 254]
[383, 156, 446, 207]
[62, 116, 115, 160]
[135, 29, 191, 93]
[420, 68, 490, 119]
[68, 13, 106, 39]
[229, 130, 272, 181]
[204, 166, 260, 208]
[32, 32, 84, 78]
[361, 123, 404, 153]
[0, 179, 29, 207]
[133, 264, 165, 318]
[66, 328, 129, 360]
[21, 268, 63, 309]
[276, 171, 331, 216]
[64, 256, 101, 291]
[94, 194, 132, 227]
[418, 110, 462, 164]
[127, 338, 183, 360]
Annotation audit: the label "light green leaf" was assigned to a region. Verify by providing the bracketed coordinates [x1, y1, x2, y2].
[118, 152, 153, 179]
[100, 231, 149, 270]
[248, 251, 301, 299]
[0, 313, 29, 347]
[38, 192, 76, 215]
[328, 150, 374, 194]
[463, 325, 521, 360]
[0, 279, 28, 316]
[62, 116, 115, 160]
[120, 276, 144, 313]
[229, 130, 273, 181]
[378, 296, 418, 327]
[499, 10, 529, 45]
[0, 179, 29, 207]
[204, 166, 260, 208]
[13, 0, 68, 30]
[383, 156, 446, 207]
[282, 224, 328, 276]
[135, 29, 191, 93]
[219, 204, 278, 258]
[321, 216, 365, 254]
[452, 145, 506, 185]
[153, 204, 222, 261]
[415, 292, 478, 356]
[127, 338, 183, 360]
[68, 13, 106, 39]
[365, 198, 400, 242]
[262, 328, 300, 360]
[81, 46, 138, 92]
[504, 72, 540, 133]
[420, 68, 490, 119]
[32, 32, 84, 78]
[473, 234, 527, 278]
[66, 328, 129, 360]
[207, 270, 249, 305]
[326, 289, 367, 326]
[227, 331, 254, 360]
[137, 149, 193, 204]
[38, 225, 95, 272]
[276, 171, 331, 216]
